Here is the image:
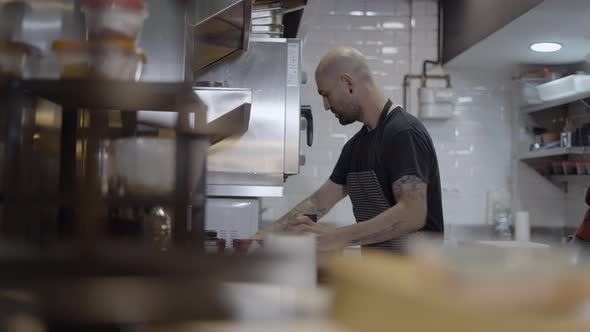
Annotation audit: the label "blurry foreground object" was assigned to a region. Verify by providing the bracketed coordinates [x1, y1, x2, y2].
[0, 40, 40, 78]
[329, 241, 590, 332]
[51, 39, 146, 80]
[0, 244, 279, 331]
[81, 0, 149, 42]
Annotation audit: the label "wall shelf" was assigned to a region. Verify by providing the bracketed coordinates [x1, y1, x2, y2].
[518, 147, 590, 160]
[521, 90, 590, 114]
[519, 148, 590, 192]
[548, 175, 590, 182]
[547, 175, 590, 193]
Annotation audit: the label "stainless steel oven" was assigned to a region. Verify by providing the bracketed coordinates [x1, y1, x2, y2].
[197, 38, 307, 197]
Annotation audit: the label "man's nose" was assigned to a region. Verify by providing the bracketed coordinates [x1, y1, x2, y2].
[323, 98, 330, 111]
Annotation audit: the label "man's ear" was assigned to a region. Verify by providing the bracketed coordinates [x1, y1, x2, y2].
[341, 73, 354, 93]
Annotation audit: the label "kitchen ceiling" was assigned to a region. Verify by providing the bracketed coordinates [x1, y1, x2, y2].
[445, 0, 590, 71]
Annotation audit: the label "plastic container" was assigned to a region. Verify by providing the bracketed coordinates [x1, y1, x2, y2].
[537, 74, 590, 102]
[81, 0, 149, 41]
[52, 40, 146, 80]
[563, 161, 577, 175]
[0, 40, 40, 78]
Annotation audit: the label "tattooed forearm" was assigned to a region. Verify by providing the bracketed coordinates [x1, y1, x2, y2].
[350, 222, 403, 246]
[393, 175, 427, 201]
[311, 195, 330, 218]
[338, 176, 428, 247]
[279, 192, 330, 221]
[277, 194, 323, 225]
[254, 180, 347, 239]
[258, 193, 328, 236]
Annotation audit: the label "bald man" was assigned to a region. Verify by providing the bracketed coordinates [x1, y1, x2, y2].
[255, 47, 444, 252]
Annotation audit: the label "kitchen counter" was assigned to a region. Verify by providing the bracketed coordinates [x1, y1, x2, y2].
[445, 224, 570, 244]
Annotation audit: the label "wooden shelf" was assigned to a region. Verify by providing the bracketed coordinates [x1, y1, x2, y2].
[521, 90, 590, 114]
[518, 147, 590, 160]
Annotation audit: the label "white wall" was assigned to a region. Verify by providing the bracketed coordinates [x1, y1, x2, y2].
[261, 0, 514, 228]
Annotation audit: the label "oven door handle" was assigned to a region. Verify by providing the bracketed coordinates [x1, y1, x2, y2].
[301, 105, 313, 147]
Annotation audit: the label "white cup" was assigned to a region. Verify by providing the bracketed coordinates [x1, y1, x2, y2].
[515, 211, 531, 242]
[263, 233, 317, 288]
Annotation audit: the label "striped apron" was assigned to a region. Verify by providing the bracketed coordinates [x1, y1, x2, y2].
[346, 99, 409, 253]
[347, 170, 410, 253]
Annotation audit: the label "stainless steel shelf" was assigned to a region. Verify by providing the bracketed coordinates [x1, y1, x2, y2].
[521, 90, 590, 113]
[8, 79, 193, 112]
[518, 147, 590, 160]
[548, 175, 590, 182]
[519, 148, 590, 192]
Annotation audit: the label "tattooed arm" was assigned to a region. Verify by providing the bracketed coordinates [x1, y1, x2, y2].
[253, 179, 348, 239]
[316, 175, 427, 249]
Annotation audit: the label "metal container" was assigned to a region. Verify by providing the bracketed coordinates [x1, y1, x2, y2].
[561, 131, 572, 148]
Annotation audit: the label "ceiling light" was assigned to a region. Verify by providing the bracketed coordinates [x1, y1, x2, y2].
[530, 42, 562, 53]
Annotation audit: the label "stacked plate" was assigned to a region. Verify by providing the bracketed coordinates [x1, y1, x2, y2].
[251, 3, 284, 38]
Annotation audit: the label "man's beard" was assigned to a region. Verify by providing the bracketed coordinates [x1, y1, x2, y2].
[336, 103, 361, 126]
[338, 115, 355, 125]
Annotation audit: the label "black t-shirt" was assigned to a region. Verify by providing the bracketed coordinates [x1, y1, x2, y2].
[329, 104, 444, 233]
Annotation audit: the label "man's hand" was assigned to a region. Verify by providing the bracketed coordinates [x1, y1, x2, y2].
[286, 216, 346, 251]
[252, 180, 347, 240]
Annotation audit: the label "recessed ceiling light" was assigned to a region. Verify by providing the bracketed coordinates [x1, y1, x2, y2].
[530, 42, 562, 53]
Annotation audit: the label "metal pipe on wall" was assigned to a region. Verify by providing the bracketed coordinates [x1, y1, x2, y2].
[402, 0, 451, 112]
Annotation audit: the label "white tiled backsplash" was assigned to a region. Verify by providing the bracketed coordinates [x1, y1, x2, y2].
[261, 0, 515, 228]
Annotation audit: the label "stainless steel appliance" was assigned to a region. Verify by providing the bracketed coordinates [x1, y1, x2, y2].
[137, 37, 310, 199]
[198, 38, 307, 197]
[197, 37, 311, 240]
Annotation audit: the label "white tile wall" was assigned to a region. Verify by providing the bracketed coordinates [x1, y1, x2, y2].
[261, 0, 514, 228]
